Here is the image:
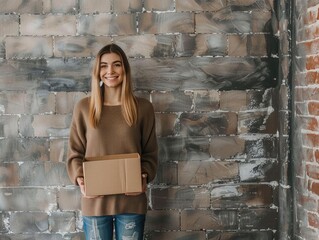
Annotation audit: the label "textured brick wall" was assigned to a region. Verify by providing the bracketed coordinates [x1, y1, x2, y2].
[294, 0, 319, 239]
[0, 0, 284, 239]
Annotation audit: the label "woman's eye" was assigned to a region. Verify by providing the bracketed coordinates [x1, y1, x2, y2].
[100, 65, 107, 68]
[114, 63, 122, 67]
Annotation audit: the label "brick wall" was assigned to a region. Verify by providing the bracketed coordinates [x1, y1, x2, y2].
[0, 0, 285, 239]
[294, 0, 319, 239]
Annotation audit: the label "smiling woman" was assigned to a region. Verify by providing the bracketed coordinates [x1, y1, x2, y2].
[66, 43, 158, 240]
[99, 53, 124, 89]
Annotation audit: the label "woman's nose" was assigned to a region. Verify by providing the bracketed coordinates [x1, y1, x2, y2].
[107, 66, 114, 74]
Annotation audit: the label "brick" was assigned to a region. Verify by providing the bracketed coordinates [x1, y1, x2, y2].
[0, 233, 64, 239]
[310, 181, 319, 195]
[184, 137, 210, 161]
[211, 184, 274, 208]
[43, 0, 77, 14]
[248, 34, 268, 56]
[178, 161, 239, 185]
[210, 136, 246, 159]
[176, 0, 227, 12]
[0, 91, 55, 114]
[0, 15, 19, 36]
[239, 160, 280, 182]
[238, 111, 278, 134]
[0, 59, 47, 91]
[131, 57, 275, 91]
[181, 210, 238, 230]
[0, 115, 19, 137]
[78, 14, 136, 36]
[240, 208, 278, 229]
[19, 162, 71, 186]
[113, 0, 142, 13]
[46, 58, 91, 91]
[207, 231, 273, 240]
[0, 163, 19, 186]
[21, 114, 71, 137]
[0, 188, 57, 211]
[228, 0, 273, 10]
[194, 34, 227, 56]
[6, 36, 53, 59]
[50, 139, 68, 162]
[79, 0, 111, 13]
[220, 90, 247, 111]
[54, 36, 112, 57]
[49, 212, 76, 233]
[308, 101, 319, 115]
[144, 0, 174, 11]
[306, 164, 319, 179]
[308, 212, 319, 229]
[10, 212, 49, 233]
[149, 231, 206, 240]
[139, 12, 195, 34]
[153, 162, 178, 185]
[228, 34, 248, 56]
[151, 187, 210, 209]
[155, 113, 178, 137]
[158, 137, 185, 162]
[0, 138, 49, 162]
[151, 91, 193, 112]
[194, 90, 219, 111]
[57, 187, 81, 211]
[0, 212, 9, 233]
[0, 38, 4, 59]
[306, 55, 319, 70]
[303, 133, 319, 148]
[245, 138, 278, 159]
[145, 210, 179, 231]
[251, 11, 272, 33]
[114, 35, 175, 58]
[56, 92, 86, 114]
[0, 0, 42, 14]
[176, 34, 196, 57]
[20, 15, 76, 36]
[196, 12, 252, 34]
[179, 112, 237, 136]
[315, 149, 319, 163]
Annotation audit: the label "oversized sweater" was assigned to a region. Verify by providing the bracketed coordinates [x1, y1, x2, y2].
[67, 96, 158, 216]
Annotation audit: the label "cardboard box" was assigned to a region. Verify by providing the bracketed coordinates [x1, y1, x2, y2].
[83, 153, 142, 196]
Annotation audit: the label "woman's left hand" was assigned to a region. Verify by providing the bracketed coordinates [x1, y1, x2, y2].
[125, 173, 147, 196]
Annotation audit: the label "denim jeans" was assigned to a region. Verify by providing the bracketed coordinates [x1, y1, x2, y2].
[83, 213, 145, 240]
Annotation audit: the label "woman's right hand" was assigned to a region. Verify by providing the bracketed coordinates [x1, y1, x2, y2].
[76, 177, 100, 198]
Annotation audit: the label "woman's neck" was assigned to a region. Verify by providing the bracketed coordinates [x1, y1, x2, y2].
[103, 86, 122, 106]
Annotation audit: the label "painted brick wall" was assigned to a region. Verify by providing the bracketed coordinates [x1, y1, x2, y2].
[0, 0, 284, 239]
[294, 0, 319, 239]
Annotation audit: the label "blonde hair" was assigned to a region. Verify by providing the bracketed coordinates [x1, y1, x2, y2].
[89, 44, 137, 128]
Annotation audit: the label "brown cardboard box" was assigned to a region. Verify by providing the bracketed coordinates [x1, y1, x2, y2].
[83, 153, 142, 196]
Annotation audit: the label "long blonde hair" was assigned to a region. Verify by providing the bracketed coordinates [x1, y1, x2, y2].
[89, 44, 137, 128]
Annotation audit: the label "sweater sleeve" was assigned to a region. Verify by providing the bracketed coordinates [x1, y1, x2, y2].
[67, 101, 87, 185]
[140, 100, 158, 183]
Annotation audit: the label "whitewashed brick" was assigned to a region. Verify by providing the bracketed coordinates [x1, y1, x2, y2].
[6, 37, 53, 58]
[54, 36, 112, 57]
[0, 15, 19, 36]
[21, 15, 76, 36]
[43, 0, 77, 14]
[78, 13, 137, 35]
[0, 0, 42, 14]
[79, 0, 111, 13]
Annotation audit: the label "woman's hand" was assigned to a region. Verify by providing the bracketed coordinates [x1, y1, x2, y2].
[76, 177, 100, 198]
[125, 173, 148, 196]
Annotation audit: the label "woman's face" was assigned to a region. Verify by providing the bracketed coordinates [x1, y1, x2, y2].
[99, 52, 124, 88]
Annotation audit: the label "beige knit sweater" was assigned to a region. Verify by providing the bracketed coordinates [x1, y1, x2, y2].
[67, 96, 158, 216]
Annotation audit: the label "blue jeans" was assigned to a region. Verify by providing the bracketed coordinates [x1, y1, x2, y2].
[83, 214, 145, 240]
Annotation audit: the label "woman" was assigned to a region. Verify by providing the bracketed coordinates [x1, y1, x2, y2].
[67, 43, 158, 240]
